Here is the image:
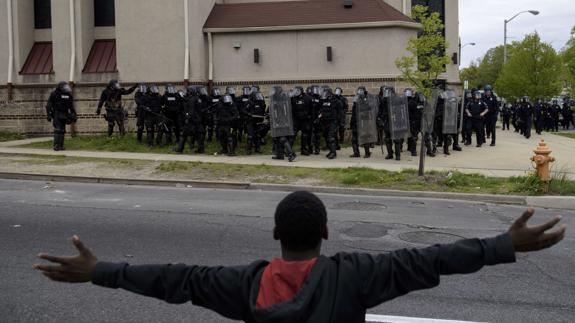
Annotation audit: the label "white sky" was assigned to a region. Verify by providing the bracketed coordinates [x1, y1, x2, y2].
[459, 0, 575, 67]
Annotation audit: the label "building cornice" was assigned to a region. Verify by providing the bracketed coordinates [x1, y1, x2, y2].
[203, 21, 421, 33]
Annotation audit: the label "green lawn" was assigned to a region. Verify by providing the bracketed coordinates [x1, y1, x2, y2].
[553, 132, 575, 140]
[0, 132, 25, 142]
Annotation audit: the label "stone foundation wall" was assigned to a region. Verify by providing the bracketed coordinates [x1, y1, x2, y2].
[0, 79, 461, 136]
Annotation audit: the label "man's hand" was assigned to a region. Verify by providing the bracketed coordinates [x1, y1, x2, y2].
[33, 235, 97, 283]
[508, 208, 567, 252]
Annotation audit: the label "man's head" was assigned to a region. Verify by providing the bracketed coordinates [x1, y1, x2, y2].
[273, 191, 328, 253]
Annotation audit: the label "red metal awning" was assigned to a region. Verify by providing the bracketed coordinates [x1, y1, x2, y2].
[20, 42, 53, 75]
[83, 39, 117, 73]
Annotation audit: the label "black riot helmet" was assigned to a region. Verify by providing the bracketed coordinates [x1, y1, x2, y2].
[212, 88, 222, 97]
[186, 86, 197, 96]
[108, 79, 121, 90]
[58, 81, 72, 94]
[404, 88, 414, 98]
[522, 96, 529, 103]
[222, 94, 233, 105]
[321, 87, 333, 100]
[306, 87, 312, 95]
[380, 86, 395, 98]
[293, 86, 304, 97]
[149, 85, 160, 95]
[334, 87, 343, 97]
[198, 86, 208, 97]
[242, 86, 251, 96]
[250, 85, 260, 94]
[255, 92, 265, 102]
[138, 83, 148, 94]
[166, 84, 177, 95]
[473, 91, 482, 100]
[356, 86, 367, 97]
[311, 85, 321, 96]
[270, 85, 283, 96]
[226, 86, 236, 96]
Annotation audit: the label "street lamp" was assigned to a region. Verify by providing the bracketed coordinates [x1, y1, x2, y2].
[462, 42, 476, 49]
[504, 10, 539, 65]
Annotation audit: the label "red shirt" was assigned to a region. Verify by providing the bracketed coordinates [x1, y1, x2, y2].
[256, 258, 318, 309]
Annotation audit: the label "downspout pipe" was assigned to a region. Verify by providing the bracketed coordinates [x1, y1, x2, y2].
[184, 0, 190, 86]
[68, 0, 76, 85]
[208, 32, 213, 91]
[6, 0, 14, 100]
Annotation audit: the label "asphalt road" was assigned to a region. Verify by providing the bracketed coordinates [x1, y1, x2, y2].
[1, 179, 574, 323]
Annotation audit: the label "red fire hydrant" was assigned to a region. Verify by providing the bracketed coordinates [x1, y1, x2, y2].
[531, 140, 555, 191]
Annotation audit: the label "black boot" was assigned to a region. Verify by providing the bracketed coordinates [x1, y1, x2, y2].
[350, 143, 360, 158]
[394, 142, 402, 161]
[363, 145, 371, 158]
[53, 134, 61, 151]
[284, 141, 297, 162]
[385, 142, 394, 160]
[147, 132, 154, 147]
[443, 145, 451, 156]
[108, 125, 114, 137]
[137, 129, 143, 143]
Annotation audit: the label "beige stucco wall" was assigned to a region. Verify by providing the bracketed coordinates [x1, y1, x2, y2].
[444, 0, 460, 84]
[13, 0, 35, 82]
[0, 0, 8, 84]
[51, 0, 73, 82]
[189, 0, 217, 82]
[211, 27, 417, 82]
[115, 0, 186, 83]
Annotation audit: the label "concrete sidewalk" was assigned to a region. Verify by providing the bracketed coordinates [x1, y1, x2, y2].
[0, 130, 574, 179]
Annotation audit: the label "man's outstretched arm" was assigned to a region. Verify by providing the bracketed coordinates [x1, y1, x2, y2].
[33, 236, 253, 320]
[354, 208, 566, 308]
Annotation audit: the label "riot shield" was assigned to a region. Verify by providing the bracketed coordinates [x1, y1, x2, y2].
[422, 89, 440, 133]
[269, 91, 294, 138]
[356, 94, 379, 146]
[388, 93, 410, 140]
[442, 89, 459, 134]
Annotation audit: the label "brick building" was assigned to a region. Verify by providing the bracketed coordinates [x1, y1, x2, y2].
[0, 0, 460, 135]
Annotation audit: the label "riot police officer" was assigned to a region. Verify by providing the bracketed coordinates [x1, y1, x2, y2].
[46, 82, 77, 151]
[143, 85, 166, 147]
[175, 86, 206, 154]
[519, 96, 534, 139]
[406, 89, 422, 157]
[318, 87, 342, 159]
[309, 85, 323, 155]
[563, 97, 574, 129]
[350, 86, 377, 158]
[245, 92, 268, 154]
[290, 86, 313, 156]
[465, 91, 488, 147]
[134, 84, 149, 143]
[482, 85, 499, 146]
[501, 102, 511, 131]
[378, 86, 405, 160]
[533, 98, 545, 135]
[207, 88, 222, 142]
[215, 94, 240, 156]
[96, 80, 137, 137]
[334, 87, 349, 150]
[162, 85, 183, 145]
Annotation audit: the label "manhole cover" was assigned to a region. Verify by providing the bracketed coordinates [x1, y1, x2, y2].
[340, 224, 390, 238]
[333, 201, 387, 211]
[344, 239, 412, 252]
[398, 231, 466, 245]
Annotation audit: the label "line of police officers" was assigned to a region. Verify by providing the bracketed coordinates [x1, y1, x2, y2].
[47, 80, 501, 159]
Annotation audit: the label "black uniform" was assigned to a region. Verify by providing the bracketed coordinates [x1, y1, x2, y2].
[318, 93, 342, 159]
[244, 94, 268, 154]
[483, 94, 499, 146]
[350, 95, 374, 158]
[549, 104, 560, 132]
[162, 91, 183, 145]
[310, 89, 323, 155]
[134, 88, 148, 143]
[533, 101, 545, 135]
[176, 89, 206, 154]
[465, 99, 487, 146]
[215, 98, 240, 156]
[562, 102, 573, 130]
[520, 102, 534, 139]
[335, 94, 349, 144]
[407, 95, 422, 156]
[96, 82, 137, 137]
[378, 90, 404, 161]
[46, 84, 76, 151]
[291, 93, 313, 156]
[501, 104, 511, 131]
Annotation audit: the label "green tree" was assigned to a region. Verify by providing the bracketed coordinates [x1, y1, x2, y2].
[395, 5, 451, 99]
[496, 32, 562, 100]
[560, 26, 575, 95]
[459, 60, 481, 88]
[460, 45, 508, 90]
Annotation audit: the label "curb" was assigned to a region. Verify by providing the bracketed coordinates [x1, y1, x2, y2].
[1, 171, 573, 210]
[251, 184, 528, 206]
[0, 172, 250, 190]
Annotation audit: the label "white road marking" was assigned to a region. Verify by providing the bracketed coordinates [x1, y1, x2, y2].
[366, 314, 485, 323]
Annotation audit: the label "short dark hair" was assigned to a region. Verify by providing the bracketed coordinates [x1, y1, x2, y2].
[274, 191, 327, 251]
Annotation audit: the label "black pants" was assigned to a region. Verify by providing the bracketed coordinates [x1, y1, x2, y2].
[218, 125, 234, 154]
[105, 109, 126, 137]
[52, 117, 68, 149]
[164, 110, 181, 144]
[312, 121, 322, 153]
[534, 118, 543, 134]
[293, 118, 312, 154]
[467, 118, 485, 145]
[246, 121, 264, 153]
[145, 113, 163, 146]
[321, 119, 338, 155]
[178, 124, 204, 153]
[136, 107, 146, 141]
[523, 118, 532, 139]
[485, 117, 497, 145]
[502, 116, 510, 130]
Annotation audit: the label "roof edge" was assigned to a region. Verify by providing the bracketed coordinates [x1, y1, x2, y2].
[204, 21, 421, 34]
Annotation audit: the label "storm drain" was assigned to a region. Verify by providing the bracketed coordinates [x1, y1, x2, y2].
[333, 201, 387, 212]
[398, 231, 466, 245]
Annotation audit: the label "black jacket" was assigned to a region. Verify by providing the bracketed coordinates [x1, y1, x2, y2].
[97, 85, 137, 114]
[92, 234, 516, 323]
[46, 89, 76, 120]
